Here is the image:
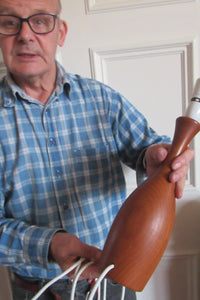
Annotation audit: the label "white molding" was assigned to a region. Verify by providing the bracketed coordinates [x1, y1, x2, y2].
[89, 39, 193, 109]
[89, 39, 199, 188]
[160, 252, 200, 300]
[163, 249, 200, 256]
[85, 0, 195, 14]
[56, 47, 63, 65]
[89, 40, 193, 89]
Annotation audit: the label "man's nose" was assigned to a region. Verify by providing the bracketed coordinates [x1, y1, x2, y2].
[17, 20, 34, 41]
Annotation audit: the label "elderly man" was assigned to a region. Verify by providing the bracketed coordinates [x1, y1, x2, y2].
[0, 0, 194, 299]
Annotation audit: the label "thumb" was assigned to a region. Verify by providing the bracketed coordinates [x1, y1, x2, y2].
[80, 243, 102, 263]
[145, 144, 169, 175]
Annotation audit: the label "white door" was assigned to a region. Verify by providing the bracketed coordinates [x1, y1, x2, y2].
[59, 0, 200, 299]
[0, 0, 200, 299]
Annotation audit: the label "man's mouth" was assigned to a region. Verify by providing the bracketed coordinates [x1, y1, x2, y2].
[18, 53, 36, 57]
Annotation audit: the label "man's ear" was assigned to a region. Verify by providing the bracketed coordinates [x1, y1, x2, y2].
[58, 20, 68, 47]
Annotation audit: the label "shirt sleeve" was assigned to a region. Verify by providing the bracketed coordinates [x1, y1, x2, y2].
[104, 86, 171, 169]
[135, 147, 149, 185]
[0, 188, 63, 269]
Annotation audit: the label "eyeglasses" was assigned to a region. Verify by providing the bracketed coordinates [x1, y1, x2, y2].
[0, 13, 57, 36]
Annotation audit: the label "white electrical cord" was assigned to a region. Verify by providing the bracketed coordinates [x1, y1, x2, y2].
[31, 259, 126, 300]
[103, 279, 107, 300]
[97, 282, 101, 300]
[87, 264, 115, 300]
[70, 261, 94, 300]
[31, 258, 85, 300]
[121, 286, 126, 300]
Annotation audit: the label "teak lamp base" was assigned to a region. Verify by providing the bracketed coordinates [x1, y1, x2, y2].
[99, 116, 200, 291]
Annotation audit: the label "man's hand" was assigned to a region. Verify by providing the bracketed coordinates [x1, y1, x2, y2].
[49, 232, 102, 280]
[144, 143, 194, 198]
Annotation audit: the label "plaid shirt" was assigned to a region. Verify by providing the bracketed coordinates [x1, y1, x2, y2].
[0, 62, 170, 279]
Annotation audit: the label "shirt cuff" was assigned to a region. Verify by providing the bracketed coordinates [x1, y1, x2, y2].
[23, 226, 66, 269]
[136, 148, 148, 186]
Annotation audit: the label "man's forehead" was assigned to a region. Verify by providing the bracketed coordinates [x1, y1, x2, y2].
[0, 0, 59, 14]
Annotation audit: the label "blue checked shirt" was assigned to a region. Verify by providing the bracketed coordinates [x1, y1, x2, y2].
[0, 62, 170, 279]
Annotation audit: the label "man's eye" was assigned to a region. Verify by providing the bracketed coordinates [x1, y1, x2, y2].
[2, 20, 17, 27]
[34, 19, 44, 25]
[32, 16, 51, 26]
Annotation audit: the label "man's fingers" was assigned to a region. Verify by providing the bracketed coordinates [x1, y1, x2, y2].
[80, 243, 102, 263]
[171, 147, 194, 171]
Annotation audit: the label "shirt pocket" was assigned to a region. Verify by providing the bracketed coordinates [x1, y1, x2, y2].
[70, 145, 112, 185]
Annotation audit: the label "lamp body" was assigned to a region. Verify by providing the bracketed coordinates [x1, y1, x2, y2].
[99, 116, 200, 291]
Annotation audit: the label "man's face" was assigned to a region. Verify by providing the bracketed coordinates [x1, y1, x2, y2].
[0, 0, 67, 81]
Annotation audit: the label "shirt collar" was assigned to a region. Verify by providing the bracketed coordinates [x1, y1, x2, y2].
[4, 61, 71, 105]
[55, 62, 71, 99]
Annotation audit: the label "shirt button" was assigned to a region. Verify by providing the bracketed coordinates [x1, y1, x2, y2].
[6, 100, 11, 105]
[56, 170, 62, 177]
[63, 202, 69, 210]
[49, 137, 56, 146]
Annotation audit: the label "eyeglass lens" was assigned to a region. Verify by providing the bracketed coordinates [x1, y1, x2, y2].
[0, 13, 56, 35]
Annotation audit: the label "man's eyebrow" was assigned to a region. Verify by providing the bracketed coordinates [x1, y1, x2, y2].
[0, 7, 12, 14]
[0, 7, 20, 15]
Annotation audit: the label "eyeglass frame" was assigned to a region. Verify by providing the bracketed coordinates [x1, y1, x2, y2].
[0, 13, 58, 36]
